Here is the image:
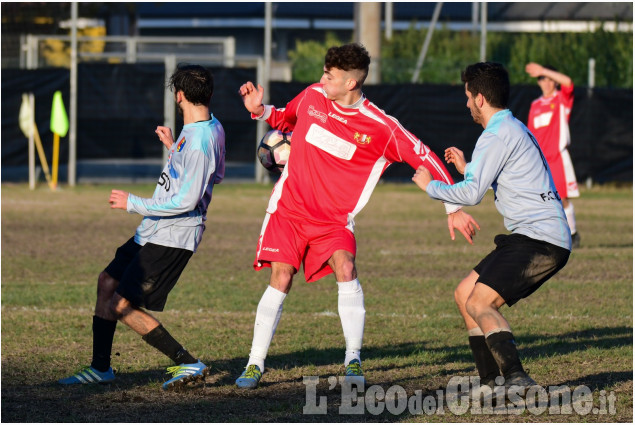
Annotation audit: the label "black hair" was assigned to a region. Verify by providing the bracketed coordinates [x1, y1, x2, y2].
[324, 43, 370, 85]
[168, 64, 214, 106]
[461, 62, 510, 109]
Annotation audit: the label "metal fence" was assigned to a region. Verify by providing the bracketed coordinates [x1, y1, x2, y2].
[18, 34, 271, 185]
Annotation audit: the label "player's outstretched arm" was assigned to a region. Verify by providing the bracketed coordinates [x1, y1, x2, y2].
[525, 62, 572, 88]
[238, 81, 265, 116]
[447, 209, 480, 245]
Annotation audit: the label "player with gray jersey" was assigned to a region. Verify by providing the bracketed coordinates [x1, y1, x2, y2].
[413, 62, 570, 398]
[59, 64, 225, 391]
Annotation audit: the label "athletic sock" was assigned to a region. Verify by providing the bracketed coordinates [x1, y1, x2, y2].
[485, 330, 525, 378]
[247, 285, 287, 372]
[468, 334, 500, 382]
[337, 279, 365, 365]
[564, 203, 577, 235]
[142, 324, 197, 365]
[91, 315, 117, 373]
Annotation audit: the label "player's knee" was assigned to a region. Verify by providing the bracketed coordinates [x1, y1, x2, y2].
[109, 294, 129, 318]
[464, 294, 482, 320]
[454, 285, 467, 308]
[97, 271, 118, 298]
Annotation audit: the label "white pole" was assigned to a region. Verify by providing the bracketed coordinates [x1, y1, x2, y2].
[385, 2, 393, 40]
[256, 4, 272, 184]
[411, 2, 443, 83]
[480, 2, 487, 62]
[163, 55, 176, 165]
[28, 93, 35, 190]
[68, 2, 78, 186]
[587, 57, 596, 97]
[472, 2, 479, 36]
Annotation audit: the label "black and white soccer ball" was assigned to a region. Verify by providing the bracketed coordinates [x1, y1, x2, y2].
[257, 129, 292, 174]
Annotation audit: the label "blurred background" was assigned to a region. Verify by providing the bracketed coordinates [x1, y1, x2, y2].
[1, 2, 632, 185]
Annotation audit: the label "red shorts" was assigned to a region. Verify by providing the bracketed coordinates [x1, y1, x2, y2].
[548, 149, 579, 199]
[254, 212, 356, 282]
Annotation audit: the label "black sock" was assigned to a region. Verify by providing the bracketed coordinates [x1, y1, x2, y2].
[142, 324, 197, 365]
[468, 335, 500, 382]
[91, 315, 117, 373]
[485, 331, 525, 377]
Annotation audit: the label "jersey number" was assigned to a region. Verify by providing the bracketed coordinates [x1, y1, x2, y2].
[159, 172, 171, 191]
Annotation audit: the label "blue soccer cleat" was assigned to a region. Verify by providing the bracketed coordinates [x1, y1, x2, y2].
[162, 360, 209, 390]
[235, 364, 262, 389]
[344, 359, 366, 387]
[58, 366, 115, 385]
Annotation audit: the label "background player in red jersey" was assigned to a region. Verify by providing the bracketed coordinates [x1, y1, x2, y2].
[526, 62, 581, 247]
[234, 43, 479, 389]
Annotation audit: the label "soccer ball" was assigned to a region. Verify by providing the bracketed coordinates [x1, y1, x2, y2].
[257, 129, 292, 173]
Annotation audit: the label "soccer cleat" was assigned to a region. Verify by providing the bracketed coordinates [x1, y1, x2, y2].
[504, 370, 538, 393]
[235, 364, 262, 389]
[58, 366, 115, 385]
[162, 360, 209, 390]
[344, 359, 366, 386]
[571, 232, 581, 249]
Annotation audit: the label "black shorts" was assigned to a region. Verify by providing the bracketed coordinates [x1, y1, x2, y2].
[105, 237, 193, 311]
[474, 233, 570, 307]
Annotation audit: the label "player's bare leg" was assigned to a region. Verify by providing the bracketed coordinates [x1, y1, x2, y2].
[455, 272, 501, 392]
[329, 250, 365, 382]
[465, 283, 536, 392]
[110, 292, 205, 390]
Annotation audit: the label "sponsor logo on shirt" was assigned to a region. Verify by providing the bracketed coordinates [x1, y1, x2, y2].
[305, 123, 356, 160]
[533, 112, 553, 129]
[176, 138, 187, 152]
[262, 247, 280, 252]
[354, 132, 371, 145]
[308, 105, 327, 123]
[328, 112, 348, 124]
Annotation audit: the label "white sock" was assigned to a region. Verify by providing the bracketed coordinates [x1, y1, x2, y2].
[247, 285, 286, 372]
[337, 279, 365, 365]
[564, 203, 577, 234]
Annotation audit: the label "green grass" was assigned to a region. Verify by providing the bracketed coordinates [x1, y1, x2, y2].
[1, 182, 632, 422]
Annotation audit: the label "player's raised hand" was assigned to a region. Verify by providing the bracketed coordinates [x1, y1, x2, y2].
[155, 126, 174, 150]
[238, 81, 265, 116]
[447, 209, 480, 244]
[412, 165, 433, 191]
[525, 62, 544, 78]
[109, 189, 129, 210]
[444, 147, 467, 175]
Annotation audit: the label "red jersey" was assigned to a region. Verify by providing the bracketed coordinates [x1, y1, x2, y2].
[527, 84, 574, 162]
[255, 83, 458, 231]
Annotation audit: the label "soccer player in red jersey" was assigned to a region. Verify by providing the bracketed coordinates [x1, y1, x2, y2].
[526, 62, 580, 247]
[234, 43, 479, 388]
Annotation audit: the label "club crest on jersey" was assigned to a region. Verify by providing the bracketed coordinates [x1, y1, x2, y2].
[176, 138, 187, 152]
[354, 132, 371, 145]
[308, 105, 327, 123]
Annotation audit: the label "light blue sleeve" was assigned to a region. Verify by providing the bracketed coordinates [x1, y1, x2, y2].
[426, 134, 508, 206]
[127, 147, 216, 217]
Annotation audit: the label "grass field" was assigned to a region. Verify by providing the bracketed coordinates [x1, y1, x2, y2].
[1, 182, 632, 422]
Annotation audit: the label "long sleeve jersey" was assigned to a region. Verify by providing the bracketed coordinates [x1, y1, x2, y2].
[127, 115, 226, 252]
[426, 110, 571, 251]
[527, 84, 574, 162]
[255, 83, 459, 232]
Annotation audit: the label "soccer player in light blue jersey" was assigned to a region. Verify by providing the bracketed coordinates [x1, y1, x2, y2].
[59, 64, 225, 390]
[413, 62, 571, 398]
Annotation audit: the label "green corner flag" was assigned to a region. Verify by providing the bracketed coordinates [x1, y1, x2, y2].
[50, 91, 69, 137]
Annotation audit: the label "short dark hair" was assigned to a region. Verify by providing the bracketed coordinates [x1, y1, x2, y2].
[324, 43, 370, 85]
[168, 64, 214, 106]
[461, 62, 509, 109]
